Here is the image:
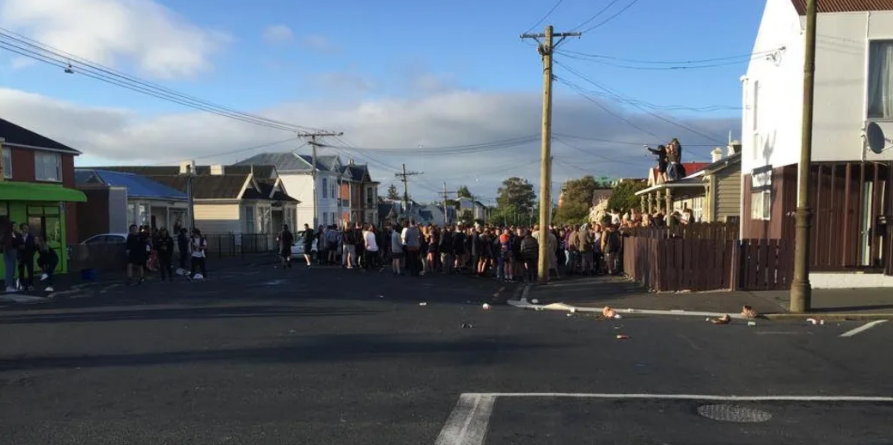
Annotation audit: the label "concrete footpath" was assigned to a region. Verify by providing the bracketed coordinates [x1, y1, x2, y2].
[515, 275, 893, 321]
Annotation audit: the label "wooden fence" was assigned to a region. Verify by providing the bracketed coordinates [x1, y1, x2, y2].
[622, 236, 735, 292]
[621, 220, 795, 292]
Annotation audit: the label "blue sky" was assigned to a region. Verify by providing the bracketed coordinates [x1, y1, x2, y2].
[0, 0, 767, 201]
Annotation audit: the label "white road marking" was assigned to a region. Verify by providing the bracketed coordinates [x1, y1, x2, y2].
[755, 331, 814, 335]
[465, 393, 893, 402]
[434, 393, 496, 445]
[840, 320, 888, 337]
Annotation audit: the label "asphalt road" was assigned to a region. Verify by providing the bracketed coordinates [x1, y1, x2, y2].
[1, 263, 891, 445]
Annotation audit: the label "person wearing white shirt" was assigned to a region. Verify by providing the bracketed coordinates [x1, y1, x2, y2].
[362, 223, 379, 271]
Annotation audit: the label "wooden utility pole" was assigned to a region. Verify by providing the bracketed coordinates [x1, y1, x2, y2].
[441, 182, 457, 225]
[522, 25, 580, 284]
[790, 0, 818, 313]
[394, 164, 422, 217]
[304, 132, 343, 228]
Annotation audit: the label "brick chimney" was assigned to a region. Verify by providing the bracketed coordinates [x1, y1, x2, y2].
[210, 164, 225, 175]
[711, 147, 723, 162]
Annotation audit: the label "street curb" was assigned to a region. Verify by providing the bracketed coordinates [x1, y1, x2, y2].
[763, 313, 893, 321]
[507, 284, 746, 319]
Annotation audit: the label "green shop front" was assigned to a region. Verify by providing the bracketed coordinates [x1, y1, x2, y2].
[0, 181, 87, 281]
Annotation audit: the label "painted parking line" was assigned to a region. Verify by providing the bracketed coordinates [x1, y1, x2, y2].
[840, 320, 888, 337]
[433, 392, 893, 445]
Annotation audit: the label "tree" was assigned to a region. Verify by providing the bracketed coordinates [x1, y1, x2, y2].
[607, 180, 647, 213]
[554, 176, 601, 225]
[386, 184, 400, 200]
[456, 185, 473, 199]
[459, 210, 475, 227]
[496, 177, 536, 214]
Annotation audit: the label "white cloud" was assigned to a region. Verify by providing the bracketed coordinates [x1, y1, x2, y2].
[262, 25, 293, 45]
[0, 87, 738, 202]
[300, 34, 337, 54]
[9, 56, 34, 69]
[314, 72, 376, 92]
[0, 0, 227, 79]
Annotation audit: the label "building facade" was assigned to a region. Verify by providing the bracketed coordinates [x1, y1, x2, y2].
[741, 0, 893, 286]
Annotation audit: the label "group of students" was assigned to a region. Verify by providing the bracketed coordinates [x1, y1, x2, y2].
[280, 219, 626, 283]
[124, 224, 209, 286]
[1, 222, 60, 293]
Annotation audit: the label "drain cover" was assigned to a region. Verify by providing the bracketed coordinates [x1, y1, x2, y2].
[697, 404, 772, 423]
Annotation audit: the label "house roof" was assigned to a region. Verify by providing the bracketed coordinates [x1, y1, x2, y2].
[75, 169, 187, 200]
[234, 153, 313, 172]
[151, 175, 250, 200]
[0, 117, 81, 154]
[249, 178, 298, 202]
[701, 152, 742, 174]
[791, 0, 893, 14]
[87, 164, 277, 178]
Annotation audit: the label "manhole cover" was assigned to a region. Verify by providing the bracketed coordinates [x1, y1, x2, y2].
[697, 404, 772, 423]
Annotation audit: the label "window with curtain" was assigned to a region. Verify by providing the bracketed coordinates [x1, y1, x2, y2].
[868, 40, 893, 119]
[35, 152, 61, 182]
[1, 147, 11, 178]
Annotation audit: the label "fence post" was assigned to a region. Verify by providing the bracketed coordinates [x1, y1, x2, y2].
[729, 240, 741, 291]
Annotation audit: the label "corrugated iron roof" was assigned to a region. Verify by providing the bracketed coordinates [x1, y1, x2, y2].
[791, 0, 893, 14]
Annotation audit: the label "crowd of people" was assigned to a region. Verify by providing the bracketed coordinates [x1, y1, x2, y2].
[278, 217, 636, 282]
[2, 222, 59, 293]
[123, 224, 209, 286]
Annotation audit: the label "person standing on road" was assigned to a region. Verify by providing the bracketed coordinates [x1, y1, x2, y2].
[176, 228, 189, 273]
[439, 226, 453, 274]
[35, 236, 58, 292]
[2, 222, 20, 293]
[390, 223, 404, 276]
[301, 224, 315, 268]
[342, 223, 357, 269]
[189, 228, 208, 279]
[156, 228, 175, 281]
[125, 224, 146, 286]
[601, 225, 622, 275]
[16, 223, 36, 291]
[277, 224, 295, 269]
[362, 223, 379, 271]
[401, 219, 421, 277]
[520, 229, 539, 283]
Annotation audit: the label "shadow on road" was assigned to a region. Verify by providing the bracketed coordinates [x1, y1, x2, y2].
[0, 304, 379, 325]
[0, 334, 563, 371]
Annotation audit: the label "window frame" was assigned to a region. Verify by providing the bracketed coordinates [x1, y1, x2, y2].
[1, 147, 11, 179]
[750, 189, 771, 221]
[322, 178, 328, 199]
[867, 39, 893, 120]
[34, 151, 62, 182]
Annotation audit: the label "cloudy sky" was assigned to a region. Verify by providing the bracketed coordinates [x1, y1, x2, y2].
[0, 0, 763, 203]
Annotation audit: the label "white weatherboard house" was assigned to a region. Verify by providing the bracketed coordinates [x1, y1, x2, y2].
[742, 0, 893, 287]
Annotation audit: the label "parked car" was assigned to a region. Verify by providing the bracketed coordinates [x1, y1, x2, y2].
[81, 233, 128, 244]
[290, 231, 318, 257]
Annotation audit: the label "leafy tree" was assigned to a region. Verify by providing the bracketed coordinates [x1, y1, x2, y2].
[554, 175, 602, 225]
[459, 210, 475, 227]
[456, 185, 473, 199]
[607, 180, 647, 213]
[496, 177, 536, 215]
[386, 184, 400, 200]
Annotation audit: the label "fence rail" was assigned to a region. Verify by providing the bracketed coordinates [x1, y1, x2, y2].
[68, 233, 278, 273]
[625, 222, 739, 240]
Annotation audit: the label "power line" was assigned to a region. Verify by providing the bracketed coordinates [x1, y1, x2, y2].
[151, 138, 301, 166]
[524, 0, 565, 34]
[557, 52, 760, 70]
[570, 0, 623, 32]
[558, 48, 780, 65]
[0, 27, 326, 134]
[554, 61, 726, 144]
[556, 75, 661, 139]
[554, 133, 721, 147]
[318, 135, 539, 155]
[578, 0, 641, 33]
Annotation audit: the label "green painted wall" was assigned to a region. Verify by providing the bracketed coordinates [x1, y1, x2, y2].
[1, 201, 69, 285]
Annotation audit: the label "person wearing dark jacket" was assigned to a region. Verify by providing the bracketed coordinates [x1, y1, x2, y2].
[156, 228, 175, 280]
[177, 228, 190, 271]
[439, 227, 453, 274]
[17, 223, 36, 291]
[519, 230, 539, 283]
[35, 236, 58, 292]
[2, 223, 20, 293]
